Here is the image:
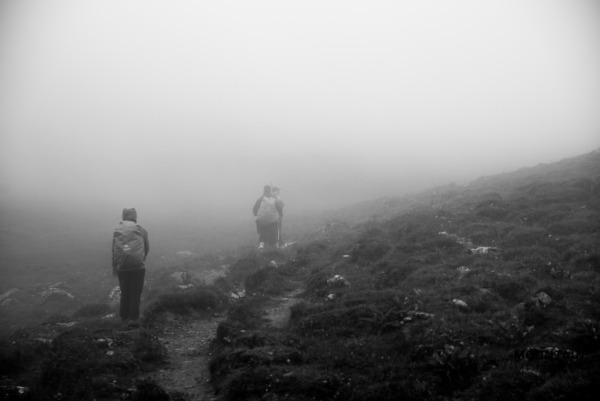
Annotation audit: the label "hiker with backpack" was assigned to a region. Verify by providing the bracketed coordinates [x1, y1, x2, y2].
[112, 208, 149, 323]
[253, 185, 284, 249]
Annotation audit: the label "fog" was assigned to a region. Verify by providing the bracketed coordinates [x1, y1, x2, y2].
[1, 1, 600, 251]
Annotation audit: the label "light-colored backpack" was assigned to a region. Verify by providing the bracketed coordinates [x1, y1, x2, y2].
[112, 221, 145, 270]
[256, 196, 279, 225]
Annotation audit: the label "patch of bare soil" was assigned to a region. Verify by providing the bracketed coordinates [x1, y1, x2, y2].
[263, 287, 304, 328]
[140, 286, 304, 400]
[144, 315, 224, 400]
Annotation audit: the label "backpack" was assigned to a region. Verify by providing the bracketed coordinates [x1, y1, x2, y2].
[256, 196, 279, 225]
[112, 221, 146, 270]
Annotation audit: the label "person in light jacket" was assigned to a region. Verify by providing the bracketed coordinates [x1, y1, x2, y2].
[253, 185, 284, 249]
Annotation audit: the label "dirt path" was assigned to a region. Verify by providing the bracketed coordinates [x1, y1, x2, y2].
[263, 287, 304, 328]
[143, 286, 304, 399]
[146, 315, 224, 400]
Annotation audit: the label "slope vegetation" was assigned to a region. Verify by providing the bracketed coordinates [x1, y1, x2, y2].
[209, 150, 600, 400]
[1, 150, 599, 400]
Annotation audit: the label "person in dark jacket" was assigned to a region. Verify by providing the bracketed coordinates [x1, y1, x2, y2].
[253, 185, 284, 249]
[112, 208, 149, 322]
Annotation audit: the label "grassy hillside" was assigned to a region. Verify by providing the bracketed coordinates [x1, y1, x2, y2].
[208, 150, 600, 400]
[1, 149, 599, 400]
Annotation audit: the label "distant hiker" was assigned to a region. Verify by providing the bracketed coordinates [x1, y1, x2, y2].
[253, 185, 284, 249]
[271, 186, 285, 247]
[112, 208, 149, 323]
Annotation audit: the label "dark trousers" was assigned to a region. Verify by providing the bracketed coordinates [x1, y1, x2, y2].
[117, 268, 146, 321]
[256, 222, 279, 247]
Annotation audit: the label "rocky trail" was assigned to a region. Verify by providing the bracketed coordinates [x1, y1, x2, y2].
[143, 286, 304, 400]
[263, 287, 305, 328]
[143, 315, 223, 400]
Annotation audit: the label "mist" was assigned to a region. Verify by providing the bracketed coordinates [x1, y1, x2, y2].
[1, 1, 600, 266]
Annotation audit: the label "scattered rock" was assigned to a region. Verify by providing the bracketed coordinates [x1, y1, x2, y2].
[109, 286, 121, 306]
[403, 311, 434, 322]
[230, 289, 245, 299]
[479, 288, 493, 295]
[327, 275, 350, 287]
[533, 292, 552, 307]
[457, 266, 471, 278]
[177, 284, 194, 290]
[438, 232, 473, 248]
[0, 385, 30, 399]
[452, 299, 469, 309]
[469, 246, 501, 255]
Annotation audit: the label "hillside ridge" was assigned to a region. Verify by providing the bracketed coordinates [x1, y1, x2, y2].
[1, 149, 600, 400]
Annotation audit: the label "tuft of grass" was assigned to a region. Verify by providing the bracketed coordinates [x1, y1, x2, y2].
[143, 285, 228, 322]
[244, 265, 296, 296]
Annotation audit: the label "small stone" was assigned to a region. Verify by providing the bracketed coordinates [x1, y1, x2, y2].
[452, 299, 469, 308]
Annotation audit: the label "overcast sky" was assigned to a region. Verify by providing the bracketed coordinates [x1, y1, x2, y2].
[1, 0, 599, 216]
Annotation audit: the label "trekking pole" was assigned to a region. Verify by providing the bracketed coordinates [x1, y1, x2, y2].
[278, 218, 283, 248]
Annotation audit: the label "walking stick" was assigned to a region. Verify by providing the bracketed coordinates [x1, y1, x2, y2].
[278, 218, 283, 248]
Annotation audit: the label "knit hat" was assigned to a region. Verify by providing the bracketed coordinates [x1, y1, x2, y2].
[122, 208, 137, 222]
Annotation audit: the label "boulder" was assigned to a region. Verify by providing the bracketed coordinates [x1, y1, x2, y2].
[40, 287, 74, 303]
[0, 288, 19, 307]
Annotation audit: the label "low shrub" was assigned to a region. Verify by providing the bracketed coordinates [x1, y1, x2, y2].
[212, 276, 235, 294]
[350, 238, 390, 264]
[133, 330, 166, 364]
[476, 205, 508, 220]
[244, 265, 295, 296]
[226, 256, 260, 286]
[219, 365, 345, 401]
[0, 337, 46, 376]
[527, 367, 600, 401]
[39, 326, 141, 400]
[371, 261, 416, 288]
[224, 296, 268, 330]
[457, 369, 543, 401]
[459, 222, 506, 244]
[304, 268, 336, 298]
[134, 378, 169, 401]
[549, 217, 600, 235]
[293, 239, 331, 268]
[486, 275, 532, 303]
[143, 286, 228, 321]
[501, 227, 548, 248]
